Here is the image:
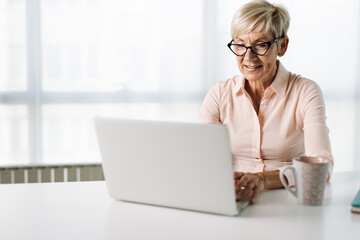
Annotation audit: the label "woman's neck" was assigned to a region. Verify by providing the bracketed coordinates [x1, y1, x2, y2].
[245, 63, 278, 114]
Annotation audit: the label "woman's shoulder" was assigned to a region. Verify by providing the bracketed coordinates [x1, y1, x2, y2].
[287, 72, 324, 104]
[289, 72, 322, 95]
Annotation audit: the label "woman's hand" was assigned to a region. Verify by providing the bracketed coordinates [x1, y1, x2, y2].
[234, 172, 265, 204]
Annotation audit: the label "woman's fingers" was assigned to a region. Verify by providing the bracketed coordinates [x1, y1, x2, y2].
[237, 180, 255, 200]
[237, 187, 261, 203]
[235, 174, 251, 191]
[234, 172, 264, 203]
[250, 187, 261, 203]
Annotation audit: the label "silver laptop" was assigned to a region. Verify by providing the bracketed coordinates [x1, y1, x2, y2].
[94, 118, 249, 216]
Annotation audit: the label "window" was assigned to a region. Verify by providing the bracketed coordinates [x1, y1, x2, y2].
[1, 0, 359, 171]
[1, 0, 205, 165]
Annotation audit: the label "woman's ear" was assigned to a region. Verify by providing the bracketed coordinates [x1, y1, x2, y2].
[278, 36, 289, 57]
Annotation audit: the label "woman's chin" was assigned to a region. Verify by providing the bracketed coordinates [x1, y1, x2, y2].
[243, 73, 262, 82]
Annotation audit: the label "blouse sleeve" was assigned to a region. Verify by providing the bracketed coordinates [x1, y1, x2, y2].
[200, 83, 222, 124]
[299, 80, 334, 181]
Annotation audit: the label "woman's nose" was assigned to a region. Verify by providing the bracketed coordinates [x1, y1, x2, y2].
[244, 48, 258, 61]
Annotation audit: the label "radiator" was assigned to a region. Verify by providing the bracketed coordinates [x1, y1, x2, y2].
[0, 164, 104, 184]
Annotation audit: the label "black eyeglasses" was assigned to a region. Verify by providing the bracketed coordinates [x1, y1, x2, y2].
[227, 35, 284, 56]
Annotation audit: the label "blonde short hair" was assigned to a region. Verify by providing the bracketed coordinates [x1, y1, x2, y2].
[231, 0, 290, 40]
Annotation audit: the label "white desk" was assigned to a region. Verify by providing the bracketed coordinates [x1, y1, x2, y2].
[0, 171, 359, 240]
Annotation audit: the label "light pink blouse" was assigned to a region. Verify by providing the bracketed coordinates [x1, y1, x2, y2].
[200, 61, 334, 185]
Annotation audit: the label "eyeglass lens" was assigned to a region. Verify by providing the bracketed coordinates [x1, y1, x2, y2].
[230, 43, 269, 56]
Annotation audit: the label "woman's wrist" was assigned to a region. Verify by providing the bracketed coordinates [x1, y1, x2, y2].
[256, 170, 284, 190]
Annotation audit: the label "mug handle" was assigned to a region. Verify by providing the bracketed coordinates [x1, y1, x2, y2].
[279, 166, 297, 198]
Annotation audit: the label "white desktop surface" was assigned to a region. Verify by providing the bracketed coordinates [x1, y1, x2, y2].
[0, 171, 359, 240]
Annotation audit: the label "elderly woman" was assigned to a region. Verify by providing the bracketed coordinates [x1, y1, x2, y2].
[200, 0, 334, 204]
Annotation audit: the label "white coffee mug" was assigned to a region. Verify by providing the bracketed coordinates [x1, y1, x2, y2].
[279, 156, 329, 205]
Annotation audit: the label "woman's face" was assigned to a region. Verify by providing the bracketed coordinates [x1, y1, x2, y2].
[234, 32, 286, 84]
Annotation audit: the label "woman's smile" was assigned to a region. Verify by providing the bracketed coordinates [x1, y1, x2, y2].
[244, 64, 263, 72]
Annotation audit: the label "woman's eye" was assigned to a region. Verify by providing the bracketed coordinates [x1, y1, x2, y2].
[257, 43, 268, 48]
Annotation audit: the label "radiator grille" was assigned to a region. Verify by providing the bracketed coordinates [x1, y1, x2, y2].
[0, 164, 104, 184]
